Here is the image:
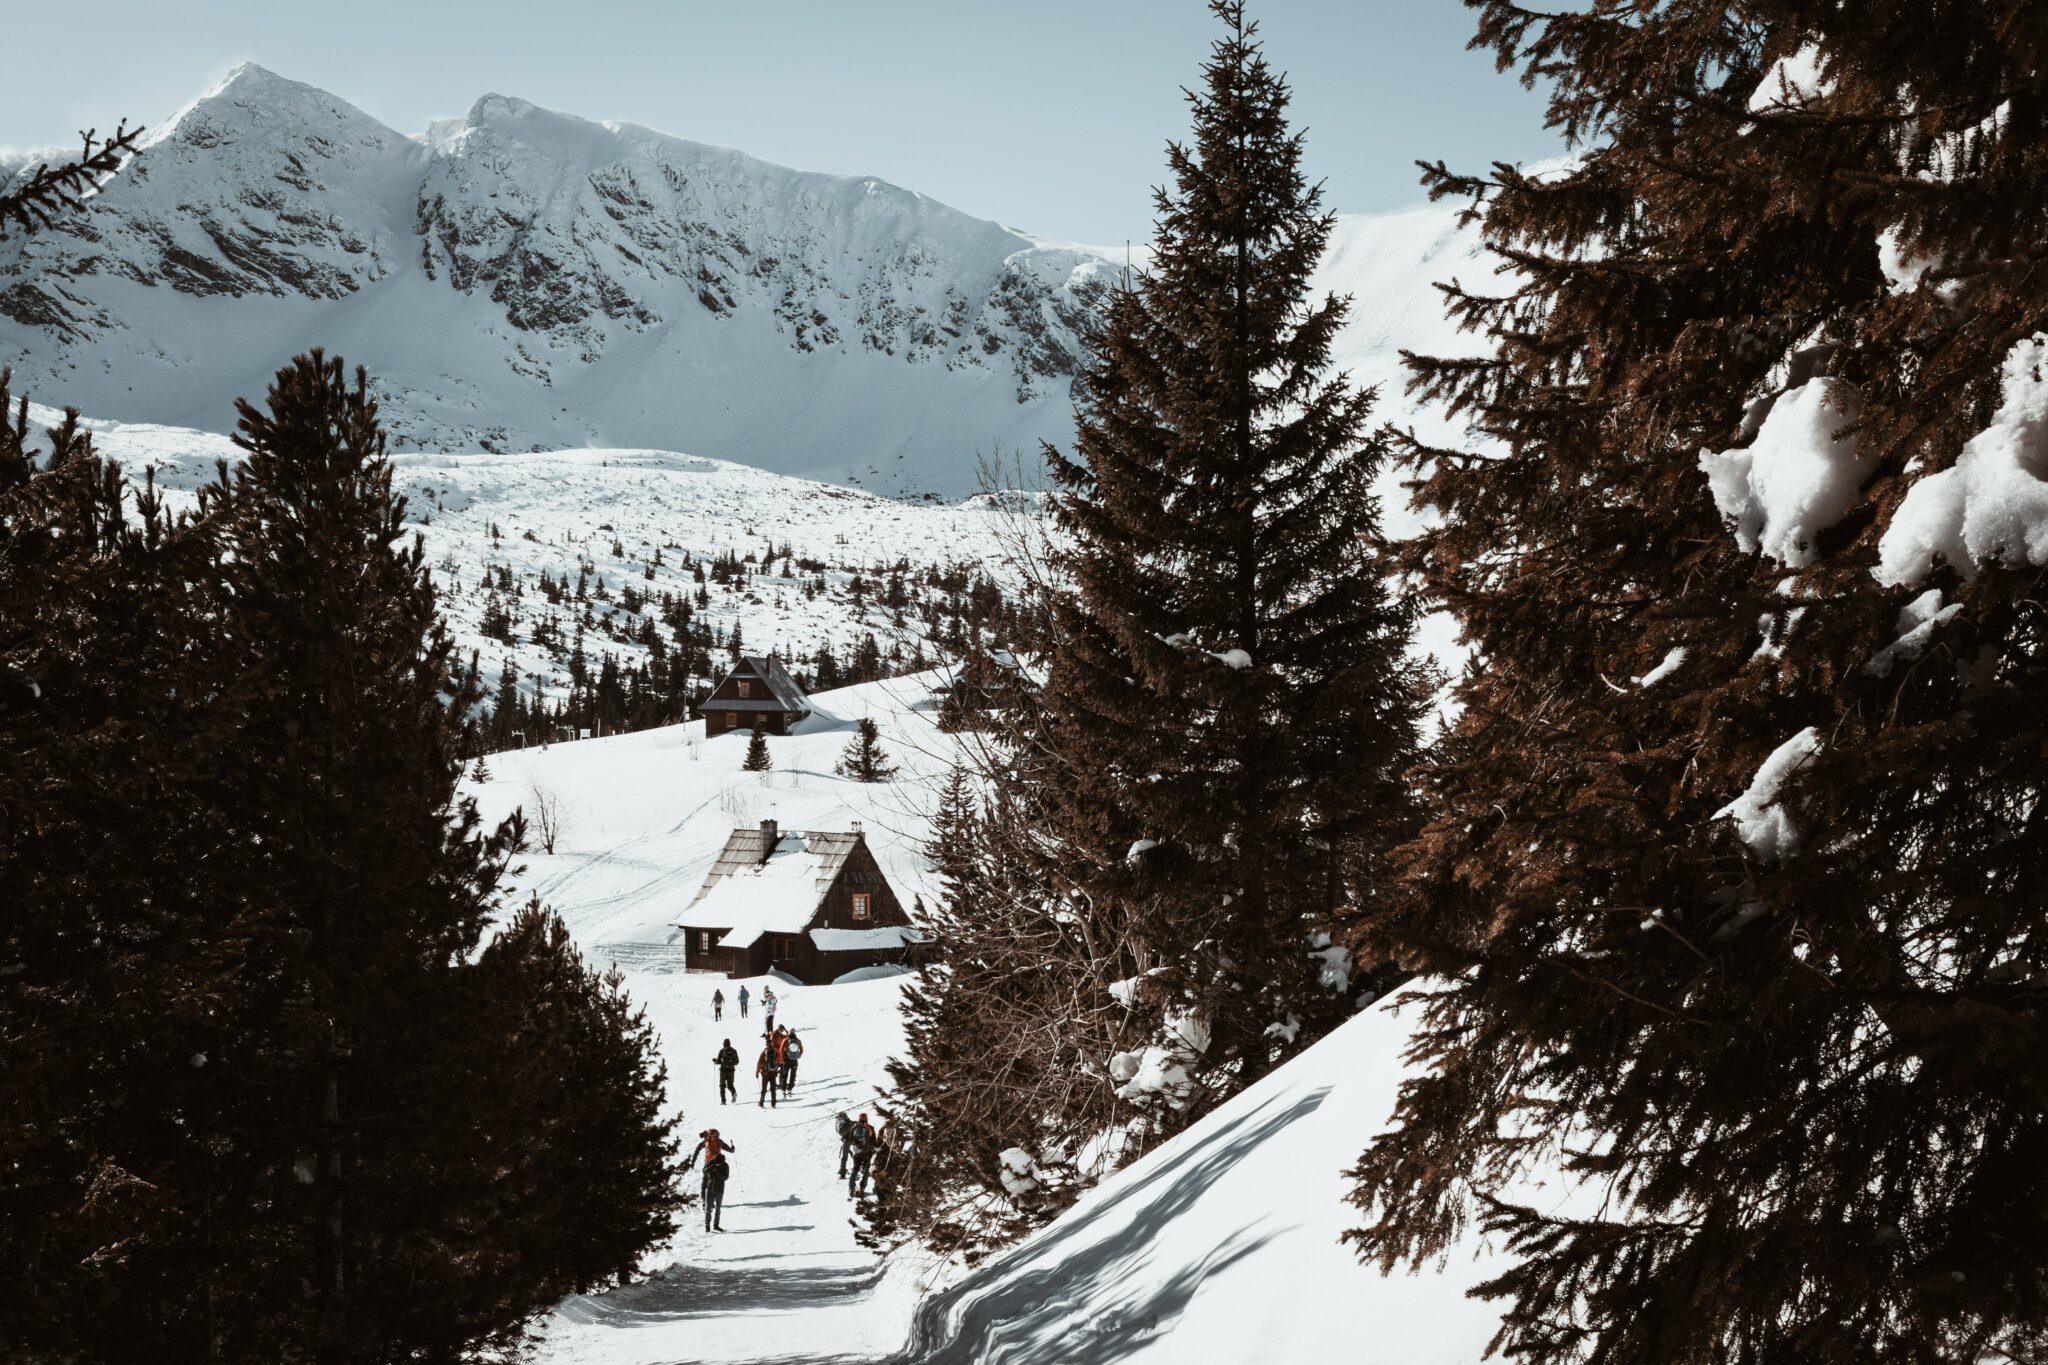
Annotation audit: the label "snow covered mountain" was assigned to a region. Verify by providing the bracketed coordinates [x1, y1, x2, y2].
[0, 64, 1115, 496]
[0, 64, 1489, 499]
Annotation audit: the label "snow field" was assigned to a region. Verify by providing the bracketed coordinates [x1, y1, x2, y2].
[456, 675, 964, 1363]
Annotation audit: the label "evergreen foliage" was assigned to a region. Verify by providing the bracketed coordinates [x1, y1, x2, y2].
[0, 123, 143, 237]
[0, 354, 684, 1362]
[741, 727, 772, 771]
[1037, 0, 1423, 1127]
[883, 0, 1424, 1254]
[1348, 7, 2048, 1364]
[835, 716, 900, 783]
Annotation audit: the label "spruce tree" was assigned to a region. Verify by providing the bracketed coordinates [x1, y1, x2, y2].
[1038, 0, 1422, 1125]
[1349, 7, 2048, 1364]
[741, 727, 772, 772]
[885, 4, 1424, 1253]
[835, 716, 900, 783]
[195, 352, 680, 1359]
[0, 389, 245, 1360]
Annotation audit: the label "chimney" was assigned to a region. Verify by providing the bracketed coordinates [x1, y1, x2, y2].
[851, 819, 864, 844]
[759, 817, 778, 863]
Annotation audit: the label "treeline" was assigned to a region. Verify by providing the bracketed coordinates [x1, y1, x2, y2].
[456, 536, 1027, 753]
[0, 333, 682, 1359]
[884, 3, 2048, 1362]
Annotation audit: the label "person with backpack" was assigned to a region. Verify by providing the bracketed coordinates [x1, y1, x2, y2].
[781, 1029, 804, 1091]
[738, 984, 750, 1019]
[713, 1038, 740, 1104]
[872, 1114, 899, 1193]
[846, 1112, 878, 1196]
[712, 987, 724, 1021]
[755, 1039, 780, 1108]
[682, 1129, 735, 1232]
[835, 1111, 857, 1179]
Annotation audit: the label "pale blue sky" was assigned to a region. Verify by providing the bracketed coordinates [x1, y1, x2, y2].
[7, 0, 1560, 244]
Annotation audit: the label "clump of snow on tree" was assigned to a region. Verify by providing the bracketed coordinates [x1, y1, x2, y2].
[1108, 1009, 1211, 1110]
[997, 1147, 1048, 1198]
[1634, 646, 1687, 688]
[1700, 378, 1870, 567]
[1876, 334, 2048, 587]
[1864, 588, 1961, 677]
[1211, 647, 1253, 670]
[1747, 41, 1834, 113]
[1713, 727, 1821, 862]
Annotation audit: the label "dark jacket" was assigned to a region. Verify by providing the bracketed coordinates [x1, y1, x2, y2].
[714, 1044, 740, 1071]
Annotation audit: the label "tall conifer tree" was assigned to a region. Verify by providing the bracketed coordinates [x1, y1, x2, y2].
[884, 1, 1425, 1254]
[1350, 6, 2048, 1363]
[1040, 0, 1423, 1124]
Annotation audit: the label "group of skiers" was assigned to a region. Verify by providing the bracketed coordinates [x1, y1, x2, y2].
[690, 984, 903, 1234]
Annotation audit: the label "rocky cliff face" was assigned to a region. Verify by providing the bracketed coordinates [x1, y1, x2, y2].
[0, 65, 1115, 494]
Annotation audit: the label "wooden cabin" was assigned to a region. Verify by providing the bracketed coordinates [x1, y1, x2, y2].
[700, 654, 812, 736]
[677, 819, 929, 984]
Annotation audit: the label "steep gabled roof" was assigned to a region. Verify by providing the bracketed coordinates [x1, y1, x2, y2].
[678, 828, 863, 948]
[736, 654, 811, 713]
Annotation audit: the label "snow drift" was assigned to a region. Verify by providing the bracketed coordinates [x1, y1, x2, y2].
[893, 990, 1517, 1364]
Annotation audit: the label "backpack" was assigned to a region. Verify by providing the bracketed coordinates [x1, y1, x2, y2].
[705, 1154, 730, 1183]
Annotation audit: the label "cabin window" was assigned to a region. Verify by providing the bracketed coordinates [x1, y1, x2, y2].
[737, 679, 752, 698]
[852, 893, 872, 921]
[724, 712, 739, 732]
[698, 931, 715, 953]
[773, 935, 799, 961]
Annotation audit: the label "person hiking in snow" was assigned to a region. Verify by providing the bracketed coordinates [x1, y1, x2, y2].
[682, 1128, 735, 1232]
[712, 987, 724, 1021]
[835, 1111, 858, 1178]
[761, 985, 779, 1031]
[713, 1038, 740, 1105]
[738, 984, 750, 1019]
[872, 1115, 900, 1191]
[780, 1029, 804, 1091]
[846, 1112, 878, 1196]
[755, 1039, 780, 1108]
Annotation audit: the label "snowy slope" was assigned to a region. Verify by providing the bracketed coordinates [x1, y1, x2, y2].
[45, 406, 1025, 715]
[893, 988, 1529, 1364]
[453, 674, 965, 1363]
[0, 64, 1486, 497]
[0, 64, 1112, 496]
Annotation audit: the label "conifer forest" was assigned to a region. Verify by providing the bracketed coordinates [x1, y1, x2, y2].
[2, 3, 2043, 1362]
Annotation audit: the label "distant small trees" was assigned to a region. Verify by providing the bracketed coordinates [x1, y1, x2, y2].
[835, 717, 899, 783]
[741, 727, 772, 772]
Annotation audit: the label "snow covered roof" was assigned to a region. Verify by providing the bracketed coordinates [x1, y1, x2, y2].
[808, 926, 933, 953]
[678, 826, 863, 944]
[736, 655, 812, 713]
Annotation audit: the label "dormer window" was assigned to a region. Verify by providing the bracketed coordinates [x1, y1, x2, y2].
[737, 679, 752, 698]
[852, 893, 872, 921]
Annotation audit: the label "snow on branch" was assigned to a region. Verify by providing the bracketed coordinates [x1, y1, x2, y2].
[1876, 334, 2048, 588]
[1713, 727, 1821, 863]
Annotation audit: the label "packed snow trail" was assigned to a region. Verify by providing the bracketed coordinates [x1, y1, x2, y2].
[538, 971, 927, 1365]
[456, 677, 958, 1364]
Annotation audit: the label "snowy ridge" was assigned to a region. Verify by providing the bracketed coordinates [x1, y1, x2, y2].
[0, 64, 1485, 497]
[0, 64, 1112, 496]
